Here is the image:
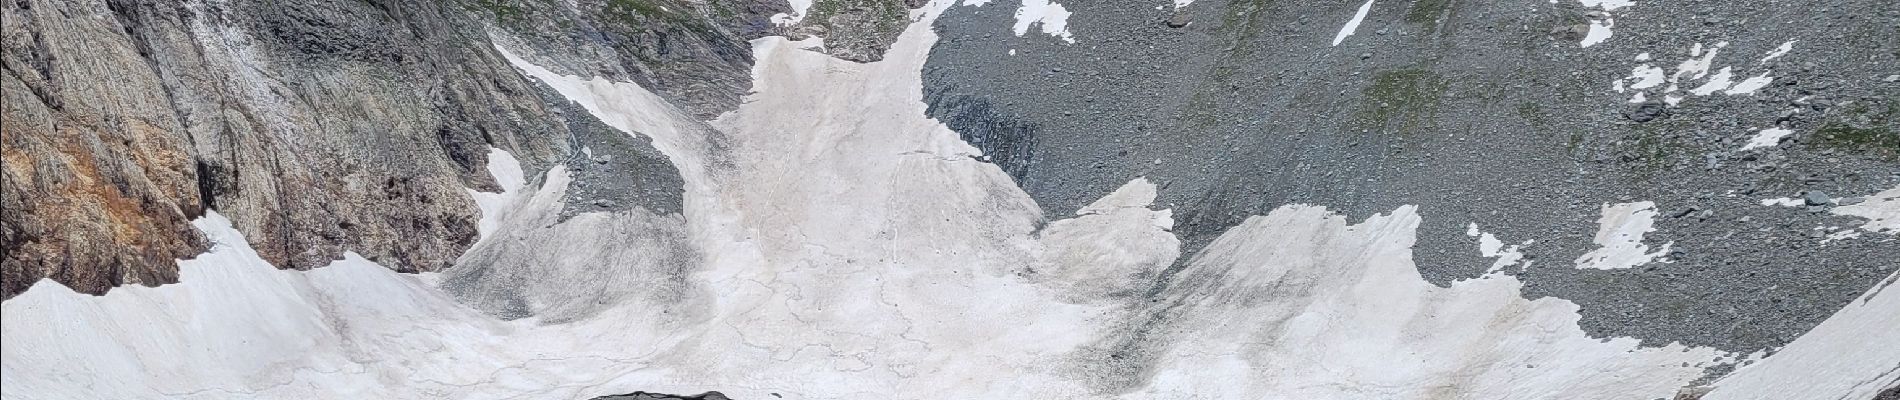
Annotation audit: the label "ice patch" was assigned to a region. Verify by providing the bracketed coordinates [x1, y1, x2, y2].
[1331, 0, 1376, 46]
[1013, 0, 1076, 43]
[1574, 201, 1673, 270]
[1740, 127, 1793, 151]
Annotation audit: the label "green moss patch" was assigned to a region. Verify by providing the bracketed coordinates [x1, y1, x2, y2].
[607, 0, 669, 19]
[1813, 102, 1900, 157]
[1405, 0, 1451, 26]
[1352, 68, 1446, 135]
[467, 0, 530, 23]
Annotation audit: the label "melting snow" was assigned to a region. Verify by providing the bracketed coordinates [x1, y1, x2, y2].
[771, 0, 815, 26]
[1574, 201, 1673, 270]
[1689, 66, 1737, 96]
[1760, 197, 1804, 207]
[1758, 40, 1795, 64]
[1670, 42, 1727, 89]
[1467, 223, 1530, 275]
[1613, 64, 1667, 92]
[1613, 40, 1788, 106]
[468, 147, 526, 240]
[1581, 19, 1615, 48]
[1575, 0, 1636, 47]
[1013, 0, 1076, 43]
[1724, 73, 1774, 95]
[1578, 0, 1635, 9]
[1833, 186, 1900, 234]
[1740, 127, 1793, 151]
[1821, 229, 1861, 245]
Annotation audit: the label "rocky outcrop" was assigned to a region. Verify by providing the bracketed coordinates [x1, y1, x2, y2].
[780, 0, 919, 62]
[0, 0, 777, 299]
[591, 391, 733, 400]
[481, 0, 787, 119]
[1, 0, 207, 297]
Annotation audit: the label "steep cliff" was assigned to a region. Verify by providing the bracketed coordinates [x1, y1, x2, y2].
[0, 0, 782, 298]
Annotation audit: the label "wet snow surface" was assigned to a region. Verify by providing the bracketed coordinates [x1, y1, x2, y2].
[6, 0, 1900, 399]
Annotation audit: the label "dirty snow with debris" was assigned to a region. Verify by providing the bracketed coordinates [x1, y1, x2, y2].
[469, 147, 526, 239]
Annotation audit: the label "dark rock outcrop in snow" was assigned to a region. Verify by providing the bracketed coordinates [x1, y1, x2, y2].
[592, 391, 735, 400]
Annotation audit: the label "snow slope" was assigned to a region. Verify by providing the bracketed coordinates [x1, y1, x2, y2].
[4, 1, 1897, 399]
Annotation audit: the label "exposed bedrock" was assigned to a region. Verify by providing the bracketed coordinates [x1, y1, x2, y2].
[0, 0, 780, 298]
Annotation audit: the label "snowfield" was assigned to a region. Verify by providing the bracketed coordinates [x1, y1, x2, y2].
[4, 1, 1897, 399]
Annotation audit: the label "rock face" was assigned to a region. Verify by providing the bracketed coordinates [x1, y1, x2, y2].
[0, 0, 778, 298]
[1, 0, 208, 297]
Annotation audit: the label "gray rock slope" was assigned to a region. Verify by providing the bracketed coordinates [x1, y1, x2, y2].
[922, 0, 1899, 360]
